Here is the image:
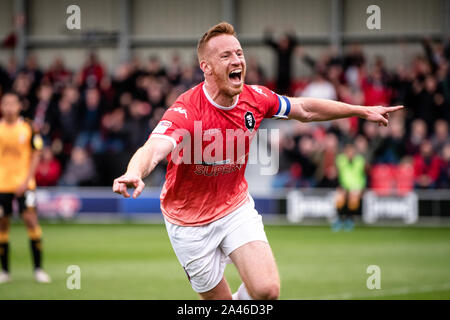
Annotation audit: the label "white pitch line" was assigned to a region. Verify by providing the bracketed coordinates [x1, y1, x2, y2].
[302, 283, 450, 300]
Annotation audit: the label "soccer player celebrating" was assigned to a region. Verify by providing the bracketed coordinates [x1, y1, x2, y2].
[0, 92, 51, 284]
[113, 22, 402, 300]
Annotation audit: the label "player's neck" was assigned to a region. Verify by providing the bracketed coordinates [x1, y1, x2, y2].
[204, 81, 238, 107]
[3, 116, 19, 125]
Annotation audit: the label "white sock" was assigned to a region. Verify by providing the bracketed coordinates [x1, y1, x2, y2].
[232, 283, 253, 300]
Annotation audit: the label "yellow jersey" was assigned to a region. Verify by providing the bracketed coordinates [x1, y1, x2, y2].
[0, 118, 43, 193]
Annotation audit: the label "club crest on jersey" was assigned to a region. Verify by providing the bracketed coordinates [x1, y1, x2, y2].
[244, 111, 255, 132]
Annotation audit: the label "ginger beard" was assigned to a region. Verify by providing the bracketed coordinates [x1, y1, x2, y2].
[210, 59, 246, 98]
[204, 35, 247, 100]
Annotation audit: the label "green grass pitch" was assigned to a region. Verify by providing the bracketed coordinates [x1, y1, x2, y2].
[1, 222, 450, 300]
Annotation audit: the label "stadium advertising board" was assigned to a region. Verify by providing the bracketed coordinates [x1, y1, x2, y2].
[287, 190, 337, 223]
[363, 191, 419, 224]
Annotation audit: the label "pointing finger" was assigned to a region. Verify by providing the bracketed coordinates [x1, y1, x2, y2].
[387, 105, 404, 112]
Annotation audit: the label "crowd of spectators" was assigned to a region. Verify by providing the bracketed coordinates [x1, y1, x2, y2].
[274, 37, 450, 190]
[0, 51, 205, 186]
[0, 35, 449, 190]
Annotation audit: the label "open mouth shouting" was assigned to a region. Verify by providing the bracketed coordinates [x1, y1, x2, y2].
[228, 69, 243, 86]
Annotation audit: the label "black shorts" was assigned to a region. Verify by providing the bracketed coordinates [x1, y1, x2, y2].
[0, 191, 37, 217]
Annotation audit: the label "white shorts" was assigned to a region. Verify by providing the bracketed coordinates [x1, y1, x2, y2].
[164, 196, 268, 293]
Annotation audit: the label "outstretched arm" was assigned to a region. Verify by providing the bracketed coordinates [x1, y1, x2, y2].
[287, 97, 403, 126]
[113, 137, 173, 199]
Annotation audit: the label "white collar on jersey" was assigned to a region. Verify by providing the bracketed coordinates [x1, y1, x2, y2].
[202, 83, 239, 110]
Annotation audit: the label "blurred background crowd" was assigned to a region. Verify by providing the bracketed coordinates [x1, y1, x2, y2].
[271, 36, 450, 192]
[0, 34, 450, 190]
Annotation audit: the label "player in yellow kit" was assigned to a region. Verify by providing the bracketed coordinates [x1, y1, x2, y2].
[0, 92, 51, 283]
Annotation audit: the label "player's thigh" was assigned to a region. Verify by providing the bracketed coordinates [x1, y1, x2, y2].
[21, 209, 39, 229]
[229, 240, 280, 300]
[335, 189, 347, 208]
[0, 216, 10, 232]
[348, 190, 362, 200]
[164, 218, 230, 295]
[0, 193, 13, 230]
[220, 199, 279, 299]
[348, 190, 362, 209]
[199, 277, 232, 300]
[18, 191, 39, 229]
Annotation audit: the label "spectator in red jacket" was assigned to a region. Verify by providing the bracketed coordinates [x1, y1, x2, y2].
[78, 51, 105, 89]
[362, 66, 391, 107]
[413, 140, 442, 189]
[44, 56, 72, 91]
[35, 147, 62, 186]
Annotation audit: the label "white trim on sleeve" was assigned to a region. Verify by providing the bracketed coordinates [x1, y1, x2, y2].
[149, 134, 177, 149]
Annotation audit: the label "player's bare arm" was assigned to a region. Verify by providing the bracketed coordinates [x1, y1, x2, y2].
[15, 145, 41, 197]
[287, 97, 404, 126]
[113, 138, 173, 199]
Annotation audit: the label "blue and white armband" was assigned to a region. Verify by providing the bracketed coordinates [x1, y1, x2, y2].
[273, 95, 291, 119]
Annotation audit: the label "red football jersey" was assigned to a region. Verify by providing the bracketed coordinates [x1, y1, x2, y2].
[150, 82, 291, 226]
